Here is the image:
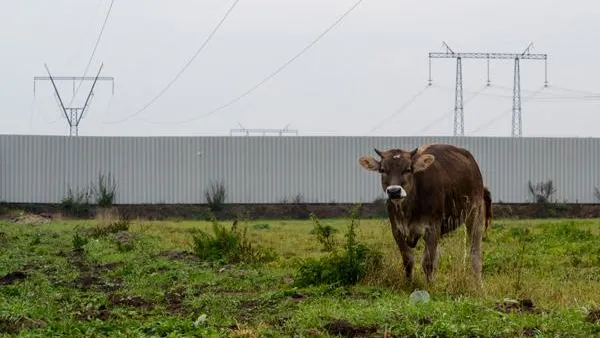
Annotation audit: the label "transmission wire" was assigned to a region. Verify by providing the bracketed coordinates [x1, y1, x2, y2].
[116, 0, 366, 126]
[102, 0, 243, 124]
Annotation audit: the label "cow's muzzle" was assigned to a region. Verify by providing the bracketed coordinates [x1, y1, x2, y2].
[386, 185, 407, 200]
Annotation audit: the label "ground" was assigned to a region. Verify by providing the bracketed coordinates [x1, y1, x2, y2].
[0, 212, 599, 337]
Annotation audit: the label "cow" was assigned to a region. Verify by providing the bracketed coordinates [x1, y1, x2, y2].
[358, 143, 491, 284]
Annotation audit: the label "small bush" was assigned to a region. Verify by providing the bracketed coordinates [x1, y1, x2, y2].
[309, 213, 338, 251]
[112, 231, 137, 252]
[90, 218, 130, 238]
[528, 180, 556, 204]
[204, 180, 227, 213]
[294, 205, 383, 287]
[60, 187, 92, 217]
[72, 227, 89, 252]
[594, 187, 600, 202]
[192, 217, 277, 265]
[92, 172, 117, 207]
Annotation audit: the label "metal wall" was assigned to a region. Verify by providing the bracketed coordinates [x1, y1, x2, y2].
[1, 135, 599, 204]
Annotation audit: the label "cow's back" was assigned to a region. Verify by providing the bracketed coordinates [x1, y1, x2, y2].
[413, 144, 484, 234]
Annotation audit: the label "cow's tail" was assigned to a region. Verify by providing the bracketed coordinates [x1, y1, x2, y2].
[483, 186, 492, 231]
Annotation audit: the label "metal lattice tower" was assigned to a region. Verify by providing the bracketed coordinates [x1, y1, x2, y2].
[429, 42, 548, 137]
[454, 56, 464, 136]
[34, 63, 114, 136]
[512, 58, 522, 137]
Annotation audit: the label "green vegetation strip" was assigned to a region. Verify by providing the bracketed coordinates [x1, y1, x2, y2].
[0, 209, 599, 337]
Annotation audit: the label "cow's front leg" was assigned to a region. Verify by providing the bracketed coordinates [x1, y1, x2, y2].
[422, 226, 440, 283]
[388, 217, 415, 281]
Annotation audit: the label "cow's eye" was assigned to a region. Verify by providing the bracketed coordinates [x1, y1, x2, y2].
[378, 167, 385, 174]
[404, 167, 412, 174]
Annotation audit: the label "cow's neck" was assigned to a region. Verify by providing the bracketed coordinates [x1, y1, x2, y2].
[395, 193, 419, 223]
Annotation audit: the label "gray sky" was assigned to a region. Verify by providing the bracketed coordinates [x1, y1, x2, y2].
[3, 0, 600, 138]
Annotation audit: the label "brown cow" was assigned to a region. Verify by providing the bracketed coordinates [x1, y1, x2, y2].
[358, 143, 490, 283]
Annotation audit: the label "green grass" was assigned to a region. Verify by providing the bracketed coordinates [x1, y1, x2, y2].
[0, 213, 599, 337]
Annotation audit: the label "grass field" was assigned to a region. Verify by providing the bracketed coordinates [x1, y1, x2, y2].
[1, 210, 599, 337]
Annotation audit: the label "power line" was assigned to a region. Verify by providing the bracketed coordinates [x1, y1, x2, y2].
[545, 84, 600, 96]
[365, 85, 430, 135]
[435, 83, 600, 101]
[417, 85, 488, 134]
[469, 85, 546, 135]
[118, 0, 366, 126]
[103, 0, 242, 125]
[64, 0, 105, 69]
[68, 0, 116, 107]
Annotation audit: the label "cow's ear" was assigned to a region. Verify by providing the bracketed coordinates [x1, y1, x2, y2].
[358, 156, 380, 172]
[412, 154, 435, 172]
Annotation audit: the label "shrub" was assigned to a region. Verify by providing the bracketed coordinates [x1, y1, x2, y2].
[72, 227, 89, 252]
[594, 187, 600, 202]
[294, 204, 383, 287]
[92, 172, 117, 207]
[528, 180, 556, 204]
[192, 217, 277, 265]
[60, 187, 92, 217]
[309, 212, 338, 251]
[86, 216, 130, 239]
[204, 180, 227, 213]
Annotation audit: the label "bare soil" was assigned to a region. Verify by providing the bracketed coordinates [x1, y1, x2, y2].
[323, 319, 378, 338]
[586, 309, 600, 323]
[494, 298, 542, 314]
[0, 316, 46, 334]
[4, 202, 600, 221]
[0, 271, 27, 285]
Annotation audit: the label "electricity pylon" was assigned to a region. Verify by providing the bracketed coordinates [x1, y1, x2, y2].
[34, 63, 114, 136]
[429, 42, 547, 137]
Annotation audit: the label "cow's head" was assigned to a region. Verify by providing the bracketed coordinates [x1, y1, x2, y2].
[358, 148, 435, 201]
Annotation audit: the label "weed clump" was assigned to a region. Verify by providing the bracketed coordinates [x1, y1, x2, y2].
[294, 205, 383, 287]
[72, 227, 89, 252]
[204, 180, 227, 213]
[90, 219, 130, 238]
[192, 217, 277, 265]
[60, 187, 92, 217]
[309, 213, 338, 251]
[92, 173, 117, 207]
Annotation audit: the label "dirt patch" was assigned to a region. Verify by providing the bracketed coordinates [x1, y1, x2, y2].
[76, 304, 111, 322]
[286, 291, 307, 302]
[108, 294, 154, 309]
[164, 287, 187, 314]
[494, 299, 542, 314]
[239, 300, 261, 309]
[158, 250, 198, 262]
[586, 309, 600, 323]
[0, 271, 27, 285]
[418, 316, 432, 325]
[323, 319, 378, 338]
[0, 316, 46, 334]
[63, 252, 123, 292]
[521, 328, 539, 336]
[9, 213, 52, 225]
[6, 202, 600, 220]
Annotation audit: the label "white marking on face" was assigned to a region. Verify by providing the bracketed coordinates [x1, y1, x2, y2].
[386, 185, 407, 198]
[393, 154, 402, 159]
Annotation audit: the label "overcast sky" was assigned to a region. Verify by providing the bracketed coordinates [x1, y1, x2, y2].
[2, 0, 599, 138]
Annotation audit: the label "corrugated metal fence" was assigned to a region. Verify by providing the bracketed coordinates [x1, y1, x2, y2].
[1, 135, 599, 204]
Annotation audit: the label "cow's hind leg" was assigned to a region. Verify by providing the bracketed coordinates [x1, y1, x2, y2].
[465, 201, 485, 282]
[422, 226, 440, 283]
